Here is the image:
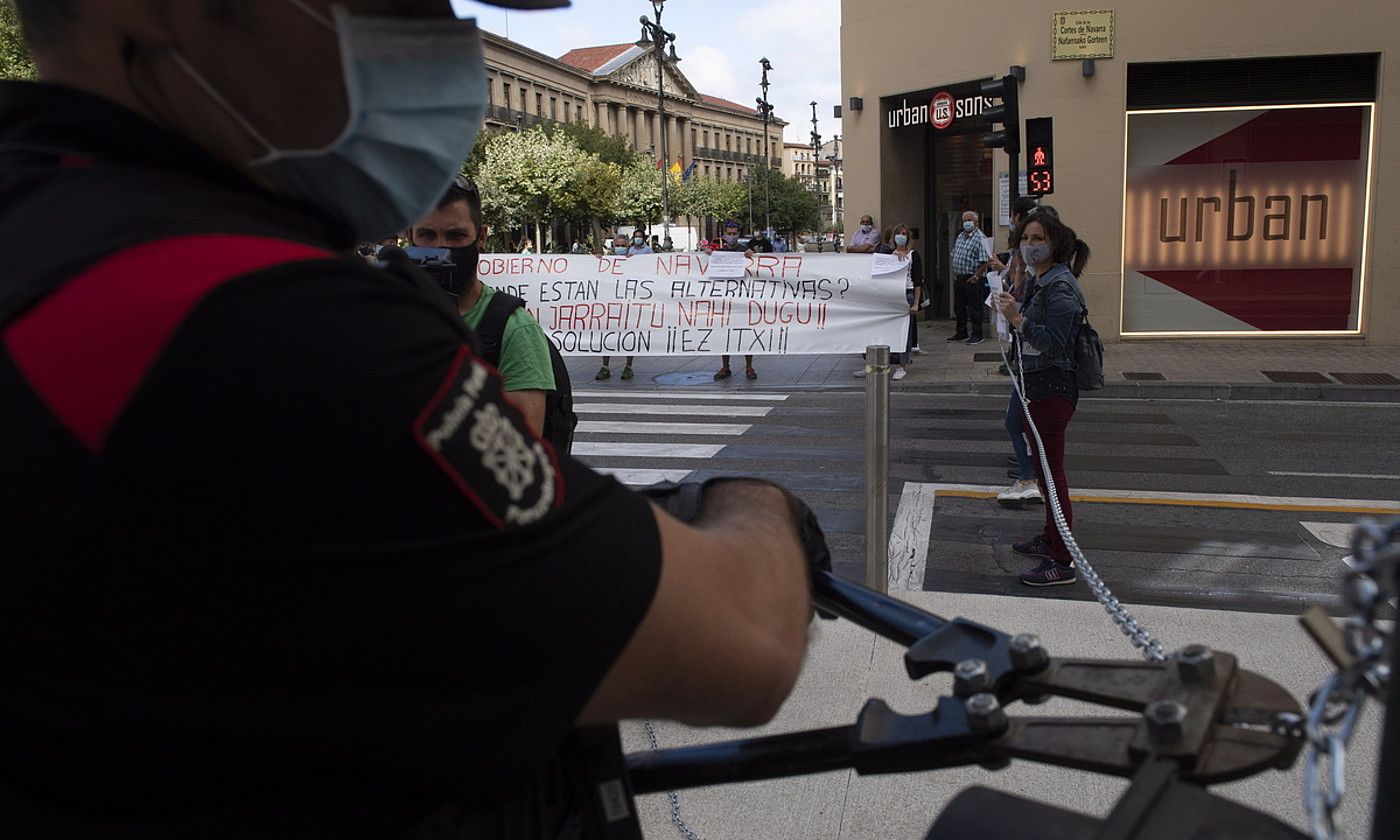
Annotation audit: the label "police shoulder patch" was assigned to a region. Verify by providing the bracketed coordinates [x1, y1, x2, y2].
[413, 346, 565, 528]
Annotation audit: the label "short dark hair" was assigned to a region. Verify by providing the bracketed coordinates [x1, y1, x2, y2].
[435, 174, 482, 226]
[1010, 196, 1039, 220]
[13, 0, 75, 44]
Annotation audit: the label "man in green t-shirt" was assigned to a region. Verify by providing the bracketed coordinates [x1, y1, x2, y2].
[407, 179, 555, 434]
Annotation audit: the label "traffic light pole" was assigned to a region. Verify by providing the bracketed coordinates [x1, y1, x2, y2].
[981, 71, 1023, 211]
[1009, 150, 1020, 204]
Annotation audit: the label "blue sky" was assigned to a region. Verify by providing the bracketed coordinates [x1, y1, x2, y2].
[452, 0, 843, 147]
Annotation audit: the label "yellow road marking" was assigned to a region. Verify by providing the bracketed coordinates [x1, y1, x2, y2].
[936, 489, 1400, 516]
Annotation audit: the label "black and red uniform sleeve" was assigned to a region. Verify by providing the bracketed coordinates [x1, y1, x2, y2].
[0, 253, 660, 834]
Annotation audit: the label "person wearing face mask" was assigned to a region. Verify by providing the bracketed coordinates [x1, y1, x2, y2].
[602, 231, 644, 378]
[407, 176, 555, 436]
[848, 213, 881, 254]
[0, 1, 828, 836]
[950, 210, 995, 345]
[995, 212, 1093, 587]
[598, 238, 637, 380]
[714, 221, 759, 380]
[854, 223, 921, 382]
[627, 228, 653, 256]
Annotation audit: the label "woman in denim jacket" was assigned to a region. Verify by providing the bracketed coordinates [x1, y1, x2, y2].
[995, 212, 1091, 586]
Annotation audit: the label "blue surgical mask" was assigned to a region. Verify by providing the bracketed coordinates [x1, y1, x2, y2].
[894, 234, 908, 247]
[171, 1, 487, 241]
[1020, 242, 1052, 267]
[962, 221, 976, 232]
[614, 246, 629, 256]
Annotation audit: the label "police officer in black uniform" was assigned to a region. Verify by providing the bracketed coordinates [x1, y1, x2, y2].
[0, 2, 826, 837]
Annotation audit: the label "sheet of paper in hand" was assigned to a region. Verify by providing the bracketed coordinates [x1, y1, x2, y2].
[706, 251, 747, 278]
[871, 252, 908, 277]
[985, 271, 1010, 339]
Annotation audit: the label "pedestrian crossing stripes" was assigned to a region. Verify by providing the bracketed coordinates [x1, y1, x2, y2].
[574, 390, 790, 401]
[573, 402, 773, 417]
[573, 443, 726, 459]
[569, 389, 1382, 618]
[576, 421, 751, 436]
[573, 390, 788, 486]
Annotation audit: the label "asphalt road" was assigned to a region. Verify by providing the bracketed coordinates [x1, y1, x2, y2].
[570, 386, 1400, 618]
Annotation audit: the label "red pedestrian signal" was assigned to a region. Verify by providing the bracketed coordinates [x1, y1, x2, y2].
[1025, 118, 1054, 196]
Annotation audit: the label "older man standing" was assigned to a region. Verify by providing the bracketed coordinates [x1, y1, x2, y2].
[847, 213, 882, 254]
[949, 210, 993, 345]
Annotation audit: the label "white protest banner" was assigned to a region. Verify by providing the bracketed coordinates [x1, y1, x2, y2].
[871, 252, 907, 277]
[476, 253, 909, 356]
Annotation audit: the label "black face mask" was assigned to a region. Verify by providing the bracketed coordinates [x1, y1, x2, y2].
[443, 243, 480, 297]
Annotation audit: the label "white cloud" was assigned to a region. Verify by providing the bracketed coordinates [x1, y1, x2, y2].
[682, 46, 739, 100]
[454, 0, 845, 144]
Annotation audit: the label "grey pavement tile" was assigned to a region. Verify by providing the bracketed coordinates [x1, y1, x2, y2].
[624, 591, 1382, 840]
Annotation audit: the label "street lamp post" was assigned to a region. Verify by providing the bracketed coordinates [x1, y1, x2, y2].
[757, 57, 773, 236]
[637, 2, 679, 247]
[810, 102, 823, 235]
[828, 133, 842, 229]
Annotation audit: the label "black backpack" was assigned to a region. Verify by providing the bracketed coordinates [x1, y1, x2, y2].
[1060, 280, 1105, 391]
[1036, 278, 1105, 391]
[475, 291, 578, 455]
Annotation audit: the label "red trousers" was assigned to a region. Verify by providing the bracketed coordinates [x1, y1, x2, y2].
[1023, 397, 1076, 563]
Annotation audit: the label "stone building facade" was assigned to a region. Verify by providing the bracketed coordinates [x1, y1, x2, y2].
[482, 32, 785, 185]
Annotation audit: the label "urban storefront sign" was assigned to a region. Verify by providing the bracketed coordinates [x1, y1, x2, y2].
[1122, 104, 1372, 335]
[884, 81, 993, 133]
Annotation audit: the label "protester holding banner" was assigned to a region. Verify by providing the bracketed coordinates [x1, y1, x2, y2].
[716, 221, 759, 381]
[627, 230, 653, 256]
[891, 223, 924, 375]
[600, 234, 638, 381]
[855, 224, 921, 382]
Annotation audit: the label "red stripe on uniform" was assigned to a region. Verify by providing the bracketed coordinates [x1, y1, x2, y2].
[3, 235, 332, 453]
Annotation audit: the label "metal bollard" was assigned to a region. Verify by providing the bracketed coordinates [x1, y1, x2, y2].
[864, 345, 891, 592]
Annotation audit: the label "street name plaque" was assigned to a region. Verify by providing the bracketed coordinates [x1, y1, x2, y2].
[1052, 10, 1114, 60]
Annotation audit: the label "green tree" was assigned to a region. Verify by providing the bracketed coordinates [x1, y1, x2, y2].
[1, 1, 36, 81]
[561, 157, 623, 250]
[753, 168, 820, 240]
[609, 158, 662, 230]
[539, 120, 639, 169]
[475, 126, 593, 249]
[673, 176, 746, 227]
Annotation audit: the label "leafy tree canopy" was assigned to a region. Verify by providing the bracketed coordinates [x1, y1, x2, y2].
[1, 1, 37, 81]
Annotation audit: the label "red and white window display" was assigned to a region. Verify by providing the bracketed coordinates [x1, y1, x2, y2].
[1122, 104, 1373, 335]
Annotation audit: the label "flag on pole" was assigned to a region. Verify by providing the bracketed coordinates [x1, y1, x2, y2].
[681, 160, 698, 181]
[669, 157, 683, 176]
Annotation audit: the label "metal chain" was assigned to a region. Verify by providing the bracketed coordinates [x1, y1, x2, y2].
[642, 720, 705, 840]
[1000, 334, 1167, 663]
[1301, 518, 1396, 840]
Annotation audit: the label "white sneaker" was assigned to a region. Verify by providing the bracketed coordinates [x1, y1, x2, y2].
[997, 479, 1043, 506]
[910, 346, 928, 355]
[853, 369, 867, 378]
[892, 367, 908, 381]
